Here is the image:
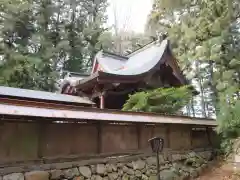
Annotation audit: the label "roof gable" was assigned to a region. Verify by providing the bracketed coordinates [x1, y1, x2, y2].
[95, 51, 127, 72]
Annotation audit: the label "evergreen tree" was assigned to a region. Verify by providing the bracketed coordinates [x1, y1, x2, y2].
[147, 0, 240, 119]
[0, 0, 109, 91]
[62, 0, 108, 72]
[147, 0, 240, 151]
[0, 0, 41, 89]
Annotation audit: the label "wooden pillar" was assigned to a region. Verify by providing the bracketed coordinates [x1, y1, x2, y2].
[100, 95, 104, 109]
[100, 92, 106, 109]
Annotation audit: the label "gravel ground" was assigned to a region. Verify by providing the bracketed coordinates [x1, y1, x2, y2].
[196, 161, 240, 180]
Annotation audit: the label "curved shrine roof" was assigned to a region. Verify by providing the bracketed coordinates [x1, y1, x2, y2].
[69, 39, 187, 90]
[95, 40, 168, 76]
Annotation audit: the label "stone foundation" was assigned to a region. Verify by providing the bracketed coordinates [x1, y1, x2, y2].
[0, 150, 213, 180]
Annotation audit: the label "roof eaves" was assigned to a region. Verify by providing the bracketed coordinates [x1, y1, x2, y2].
[75, 72, 99, 89]
[0, 86, 94, 105]
[0, 103, 217, 126]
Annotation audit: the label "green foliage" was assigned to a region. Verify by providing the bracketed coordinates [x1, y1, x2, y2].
[148, 0, 239, 115]
[147, 0, 240, 152]
[0, 0, 150, 91]
[0, 0, 108, 91]
[219, 138, 235, 155]
[217, 99, 240, 140]
[122, 86, 193, 114]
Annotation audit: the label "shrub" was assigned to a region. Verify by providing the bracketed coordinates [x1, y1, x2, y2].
[122, 85, 193, 114]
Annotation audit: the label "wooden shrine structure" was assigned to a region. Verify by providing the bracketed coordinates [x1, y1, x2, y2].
[61, 39, 191, 109]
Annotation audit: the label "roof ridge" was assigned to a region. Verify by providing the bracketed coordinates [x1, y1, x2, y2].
[68, 71, 90, 77]
[102, 51, 128, 60]
[126, 40, 157, 57]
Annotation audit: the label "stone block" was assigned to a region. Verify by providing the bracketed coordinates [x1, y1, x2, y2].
[50, 170, 63, 180]
[111, 164, 117, 172]
[146, 157, 156, 166]
[134, 170, 141, 177]
[188, 152, 197, 158]
[189, 169, 198, 178]
[122, 166, 134, 175]
[160, 169, 178, 180]
[25, 171, 49, 180]
[160, 164, 170, 171]
[96, 164, 106, 175]
[149, 175, 157, 180]
[3, 173, 24, 180]
[141, 168, 147, 173]
[117, 169, 123, 176]
[73, 176, 84, 180]
[126, 163, 133, 168]
[63, 168, 79, 179]
[159, 155, 165, 163]
[172, 163, 182, 171]
[145, 170, 151, 176]
[172, 154, 183, 161]
[90, 165, 97, 174]
[132, 160, 146, 170]
[196, 167, 203, 175]
[116, 163, 124, 168]
[108, 172, 118, 180]
[201, 163, 208, 170]
[129, 175, 137, 180]
[105, 164, 117, 173]
[179, 172, 189, 180]
[199, 151, 212, 161]
[141, 174, 148, 180]
[79, 166, 91, 178]
[91, 175, 103, 180]
[122, 174, 129, 180]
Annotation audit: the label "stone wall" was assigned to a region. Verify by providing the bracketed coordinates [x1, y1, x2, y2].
[0, 150, 213, 180]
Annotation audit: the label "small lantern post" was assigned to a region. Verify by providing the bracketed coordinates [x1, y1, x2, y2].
[148, 137, 164, 180]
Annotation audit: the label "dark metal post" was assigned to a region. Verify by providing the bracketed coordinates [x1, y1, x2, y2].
[156, 151, 161, 180]
[148, 137, 164, 180]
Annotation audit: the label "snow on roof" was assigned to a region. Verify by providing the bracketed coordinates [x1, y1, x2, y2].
[96, 51, 127, 72]
[0, 86, 94, 105]
[95, 40, 169, 76]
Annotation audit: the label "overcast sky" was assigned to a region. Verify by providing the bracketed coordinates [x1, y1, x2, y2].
[106, 0, 153, 33]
